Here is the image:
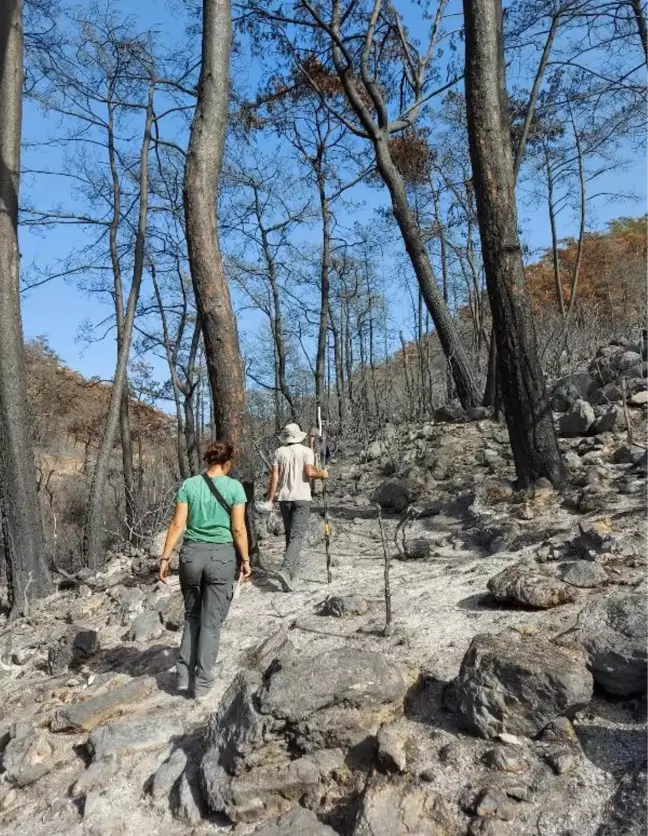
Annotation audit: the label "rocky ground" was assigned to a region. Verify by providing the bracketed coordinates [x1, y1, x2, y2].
[0, 338, 646, 836]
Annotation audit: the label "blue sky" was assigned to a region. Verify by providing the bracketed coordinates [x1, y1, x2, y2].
[19, 0, 647, 387]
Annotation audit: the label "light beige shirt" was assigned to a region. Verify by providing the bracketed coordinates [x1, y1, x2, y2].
[274, 443, 314, 502]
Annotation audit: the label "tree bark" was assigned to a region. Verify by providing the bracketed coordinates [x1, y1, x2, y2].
[630, 0, 648, 63]
[107, 94, 137, 542]
[0, 0, 51, 612]
[545, 145, 566, 316]
[374, 138, 480, 410]
[83, 86, 155, 569]
[184, 0, 249, 468]
[315, 157, 331, 417]
[463, 0, 565, 488]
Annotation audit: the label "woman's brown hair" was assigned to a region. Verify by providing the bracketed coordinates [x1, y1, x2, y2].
[203, 440, 234, 466]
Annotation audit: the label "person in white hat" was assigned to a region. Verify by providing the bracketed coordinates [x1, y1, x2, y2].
[264, 422, 329, 591]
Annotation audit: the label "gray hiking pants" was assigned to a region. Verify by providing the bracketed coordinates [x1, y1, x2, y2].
[279, 500, 311, 579]
[177, 542, 236, 694]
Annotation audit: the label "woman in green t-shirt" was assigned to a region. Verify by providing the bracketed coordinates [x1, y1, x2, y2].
[159, 441, 251, 700]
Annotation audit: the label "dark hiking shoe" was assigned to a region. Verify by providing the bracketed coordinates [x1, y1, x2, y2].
[276, 570, 294, 592]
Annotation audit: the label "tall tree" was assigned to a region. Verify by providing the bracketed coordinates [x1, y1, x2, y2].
[463, 0, 565, 487]
[83, 84, 155, 568]
[248, 0, 480, 410]
[0, 0, 51, 612]
[184, 0, 248, 456]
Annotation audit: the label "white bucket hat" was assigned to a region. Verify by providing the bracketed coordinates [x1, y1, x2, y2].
[279, 423, 307, 444]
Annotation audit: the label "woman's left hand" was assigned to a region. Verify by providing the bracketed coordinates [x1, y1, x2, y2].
[240, 559, 252, 581]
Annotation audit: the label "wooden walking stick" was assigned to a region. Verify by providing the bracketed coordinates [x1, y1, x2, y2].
[318, 407, 332, 585]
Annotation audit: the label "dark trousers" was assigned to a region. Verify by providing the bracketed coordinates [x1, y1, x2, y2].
[177, 542, 236, 693]
[279, 500, 311, 579]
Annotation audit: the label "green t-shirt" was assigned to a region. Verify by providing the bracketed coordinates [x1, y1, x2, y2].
[176, 474, 247, 544]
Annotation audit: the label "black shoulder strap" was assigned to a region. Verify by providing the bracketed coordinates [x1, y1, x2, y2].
[201, 473, 231, 514]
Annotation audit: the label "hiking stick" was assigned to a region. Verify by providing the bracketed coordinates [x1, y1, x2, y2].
[376, 504, 393, 637]
[318, 406, 332, 584]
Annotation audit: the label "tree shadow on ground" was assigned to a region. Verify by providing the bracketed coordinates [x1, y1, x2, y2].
[577, 723, 647, 774]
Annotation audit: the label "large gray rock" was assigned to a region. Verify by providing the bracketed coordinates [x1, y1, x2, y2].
[251, 807, 341, 836]
[487, 563, 577, 609]
[72, 755, 120, 798]
[552, 373, 598, 411]
[562, 561, 608, 589]
[206, 671, 267, 775]
[562, 592, 647, 696]
[352, 776, 462, 836]
[50, 676, 157, 732]
[257, 649, 407, 724]
[1, 723, 55, 787]
[128, 609, 164, 642]
[371, 480, 418, 513]
[591, 405, 626, 435]
[151, 748, 188, 800]
[201, 745, 323, 824]
[453, 631, 593, 738]
[558, 400, 596, 437]
[156, 595, 184, 631]
[319, 595, 369, 618]
[174, 770, 203, 824]
[87, 715, 184, 760]
[615, 351, 642, 371]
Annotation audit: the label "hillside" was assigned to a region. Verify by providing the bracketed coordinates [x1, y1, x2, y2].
[0, 338, 645, 836]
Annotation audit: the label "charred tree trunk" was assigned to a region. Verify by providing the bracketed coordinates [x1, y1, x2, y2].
[0, 0, 51, 612]
[184, 0, 249, 470]
[107, 94, 137, 542]
[630, 0, 648, 63]
[464, 0, 564, 488]
[315, 156, 331, 418]
[374, 138, 480, 410]
[83, 87, 155, 569]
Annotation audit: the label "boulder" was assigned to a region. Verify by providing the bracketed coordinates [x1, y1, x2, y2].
[174, 770, 203, 824]
[73, 628, 100, 659]
[352, 776, 462, 836]
[251, 807, 341, 836]
[365, 441, 386, 462]
[201, 745, 322, 824]
[403, 539, 431, 560]
[452, 631, 593, 738]
[156, 595, 185, 631]
[257, 649, 407, 725]
[551, 373, 598, 411]
[629, 390, 648, 407]
[149, 530, 167, 559]
[72, 755, 120, 798]
[561, 561, 608, 589]
[487, 563, 577, 609]
[468, 407, 491, 422]
[435, 403, 465, 424]
[562, 452, 583, 471]
[371, 480, 418, 513]
[151, 748, 188, 800]
[615, 350, 642, 371]
[87, 715, 184, 760]
[376, 724, 408, 774]
[205, 671, 268, 775]
[591, 405, 626, 434]
[128, 609, 164, 642]
[590, 382, 624, 405]
[558, 400, 595, 437]
[561, 592, 647, 696]
[319, 595, 369, 618]
[1, 723, 55, 787]
[51, 676, 157, 732]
